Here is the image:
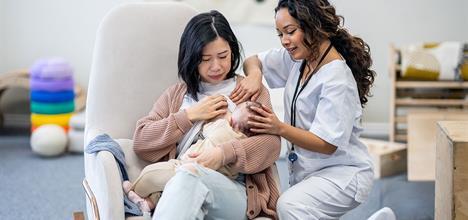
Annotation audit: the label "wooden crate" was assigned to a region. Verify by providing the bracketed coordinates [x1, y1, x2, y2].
[361, 138, 407, 178]
[407, 111, 468, 181]
[435, 121, 468, 220]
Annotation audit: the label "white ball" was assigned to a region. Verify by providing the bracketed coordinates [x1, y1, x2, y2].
[31, 124, 68, 156]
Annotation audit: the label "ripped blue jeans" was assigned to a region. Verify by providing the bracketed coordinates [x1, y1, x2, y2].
[152, 163, 248, 220]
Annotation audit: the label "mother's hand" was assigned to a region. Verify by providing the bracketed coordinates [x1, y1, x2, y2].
[186, 147, 224, 170]
[230, 74, 262, 104]
[186, 95, 227, 122]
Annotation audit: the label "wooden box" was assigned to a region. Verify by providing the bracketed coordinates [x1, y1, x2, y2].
[361, 138, 407, 179]
[435, 121, 468, 220]
[407, 111, 468, 181]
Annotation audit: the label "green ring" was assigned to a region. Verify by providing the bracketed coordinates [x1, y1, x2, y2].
[31, 101, 75, 114]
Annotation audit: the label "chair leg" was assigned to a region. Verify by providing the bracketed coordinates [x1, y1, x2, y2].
[83, 178, 100, 220]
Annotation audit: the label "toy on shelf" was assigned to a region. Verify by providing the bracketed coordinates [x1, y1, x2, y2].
[400, 42, 467, 81]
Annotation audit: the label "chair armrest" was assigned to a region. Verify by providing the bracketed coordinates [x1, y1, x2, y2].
[84, 149, 125, 220]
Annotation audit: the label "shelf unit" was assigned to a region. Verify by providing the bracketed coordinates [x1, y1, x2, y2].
[388, 45, 468, 142]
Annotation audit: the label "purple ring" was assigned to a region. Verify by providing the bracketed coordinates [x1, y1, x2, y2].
[30, 59, 48, 78]
[30, 77, 74, 92]
[30, 58, 73, 79]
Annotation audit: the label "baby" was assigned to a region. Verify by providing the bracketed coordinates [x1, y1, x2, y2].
[123, 101, 262, 213]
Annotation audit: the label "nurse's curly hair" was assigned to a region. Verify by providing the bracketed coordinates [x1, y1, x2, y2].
[275, 0, 375, 107]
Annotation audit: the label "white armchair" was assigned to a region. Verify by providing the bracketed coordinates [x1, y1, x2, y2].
[83, 2, 197, 220]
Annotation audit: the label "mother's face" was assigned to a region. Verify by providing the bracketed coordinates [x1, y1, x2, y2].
[198, 37, 232, 84]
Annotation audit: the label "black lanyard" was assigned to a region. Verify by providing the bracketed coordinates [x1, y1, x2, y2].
[288, 44, 333, 163]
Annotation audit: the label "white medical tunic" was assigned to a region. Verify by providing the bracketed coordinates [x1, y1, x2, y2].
[258, 48, 373, 202]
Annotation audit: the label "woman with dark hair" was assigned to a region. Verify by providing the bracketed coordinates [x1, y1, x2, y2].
[231, 0, 376, 219]
[133, 10, 281, 220]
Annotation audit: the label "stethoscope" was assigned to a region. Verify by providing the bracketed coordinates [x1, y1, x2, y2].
[288, 43, 333, 164]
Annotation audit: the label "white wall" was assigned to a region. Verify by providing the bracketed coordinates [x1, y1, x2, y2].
[466, 1, 468, 31]
[1, 0, 467, 124]
[0, 0, 139, 87]
[331, 0, 468, 122]
[176, 0, 277, 25]
[0, 1, 5, 70]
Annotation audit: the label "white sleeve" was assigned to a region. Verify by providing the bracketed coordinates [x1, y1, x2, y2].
[257, 48, 295, 89]
[309, 78, 361, 148]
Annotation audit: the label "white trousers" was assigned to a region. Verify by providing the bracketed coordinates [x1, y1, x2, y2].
[277, 169, 373, 220]
[152, 163, 248, 220]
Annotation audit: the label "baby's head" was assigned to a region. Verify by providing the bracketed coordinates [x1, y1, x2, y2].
[230, 101, 262, 137]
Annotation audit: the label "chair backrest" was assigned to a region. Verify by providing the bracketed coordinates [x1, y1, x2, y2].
[86, 2, 198, 140]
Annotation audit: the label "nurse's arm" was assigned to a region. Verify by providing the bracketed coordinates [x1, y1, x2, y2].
[278, 122, 337, 155]
[231, 55, 263, 103]
[242, 55, 263, 78]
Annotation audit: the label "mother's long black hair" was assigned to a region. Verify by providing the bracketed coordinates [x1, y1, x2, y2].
[276, 0, 375, 107]
[178, 10, 242, 101]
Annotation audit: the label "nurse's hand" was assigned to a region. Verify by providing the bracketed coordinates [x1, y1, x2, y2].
[186, 95, 227, 122]
[187, 147, 223, 170]
[248, 104, 283, 135]
[230, 74, 262, 104]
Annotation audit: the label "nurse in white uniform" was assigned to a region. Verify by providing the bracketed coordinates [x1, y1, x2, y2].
[231, 0, 376, 219]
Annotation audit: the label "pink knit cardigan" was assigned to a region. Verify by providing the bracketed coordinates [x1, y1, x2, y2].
[133, 80, 281, 219]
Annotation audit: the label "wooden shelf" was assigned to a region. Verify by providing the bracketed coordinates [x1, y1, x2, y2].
[395, 99, 468, 106]
[388, 44, 468, 142]
[395, 134, 407, 142]
[396, 81, 468, 89]
[395, 64, 402, 72]
[395, 116, 407, 123]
